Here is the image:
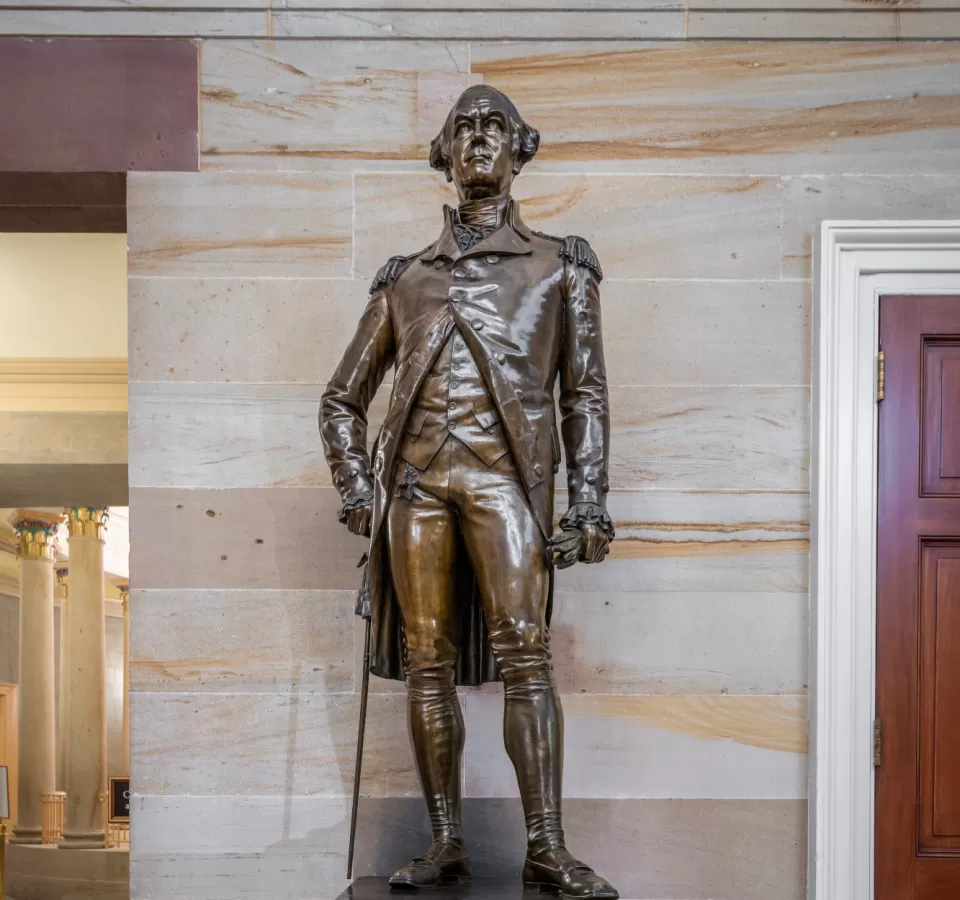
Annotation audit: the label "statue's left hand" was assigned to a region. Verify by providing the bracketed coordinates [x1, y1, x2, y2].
[548, 523, 611, 569]
[345, 504, 373, 538]
[547, 503, 615, 569]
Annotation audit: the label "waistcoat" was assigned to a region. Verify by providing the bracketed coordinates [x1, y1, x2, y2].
[399, 328, 509, 470]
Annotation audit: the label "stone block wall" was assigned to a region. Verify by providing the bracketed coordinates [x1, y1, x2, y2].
[7, 5, 955, 898]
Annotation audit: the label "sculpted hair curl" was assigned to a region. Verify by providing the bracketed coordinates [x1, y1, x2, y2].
[429, 86, 540, 179]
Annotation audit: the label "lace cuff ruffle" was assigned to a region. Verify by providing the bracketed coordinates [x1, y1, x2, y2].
[557, 502, 616, 541]
[337, 491, 374, 524]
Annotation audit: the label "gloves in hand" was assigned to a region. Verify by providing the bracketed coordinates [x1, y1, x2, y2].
[338, 493, 374, 538]
[547, 502, 615, 569]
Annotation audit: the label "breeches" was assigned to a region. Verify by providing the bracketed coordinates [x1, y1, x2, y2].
[387, 436, 564, 849]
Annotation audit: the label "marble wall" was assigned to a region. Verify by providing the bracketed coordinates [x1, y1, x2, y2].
[16, 4, 948, 898]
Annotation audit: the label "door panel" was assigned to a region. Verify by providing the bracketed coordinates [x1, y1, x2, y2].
[919, 542, 960, 854]
[922, 340, 960, 495]
[876, 295, 960, 900]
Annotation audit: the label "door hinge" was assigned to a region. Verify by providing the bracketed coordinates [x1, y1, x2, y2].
[874, 716, 883, 768]
[877, 351, 885, 403]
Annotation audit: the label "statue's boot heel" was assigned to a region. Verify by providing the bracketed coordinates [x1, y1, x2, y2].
[522, 850, 619, 900]
[388, 842, 471, 890]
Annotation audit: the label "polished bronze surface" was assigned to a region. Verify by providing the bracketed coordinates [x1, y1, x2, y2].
[320, 85, 616, 898]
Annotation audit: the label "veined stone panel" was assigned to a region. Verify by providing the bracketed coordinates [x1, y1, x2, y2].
[130, 486, 808, 593]
[609, 384, 808, 491]
[131, 691, 419, 797]
[687, 10, 900, 38]
[355, 172, 783, 280]
[358, 589, 807, 698]
[129, 486, 369, 591]
[0, 9, 268, 35]
[557, 537, 809, 593]
[131, 690, 803, 799]
[128, 277, 372, 384]
[548, 590, 807, 696]
[900, 10, 960, 36]
[606, 485, 809, 545]
[129, 589, 355, 693]
[128, 586, 805, 697]
[201, 41, 470, 168]
[129, 276, 809, 386]
[271, 10, 686, 39]
[469, 42, 960, 175]
[131, 796, 805, 900]
[128, 382, 806, 490]
[129, 383, 386, 490]
[782, 173, 960, 277]
[127, 171, 352, 277]
[463, 692, 807, 799]
[131, 796, 351, 900]
[603, 279, 811, 387]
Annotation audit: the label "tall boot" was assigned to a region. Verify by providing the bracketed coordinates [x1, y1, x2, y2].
[501, 661, 618, 899]
[390, 668, 471, 890]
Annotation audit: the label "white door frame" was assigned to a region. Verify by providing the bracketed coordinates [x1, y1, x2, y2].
[811, 221, 960, 900]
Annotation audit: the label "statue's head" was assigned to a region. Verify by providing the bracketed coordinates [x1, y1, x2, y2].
[429, 85, 539, 201]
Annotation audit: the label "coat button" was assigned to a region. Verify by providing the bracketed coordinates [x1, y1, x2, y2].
[472, 320, 483, 330]
[433, 259, 444, 269]
[452, 267, 468, 280]
[448, 421, 457, 431]
[454, 341, 464, 350]
[485, 254, 500, 264]
[448, 400, 456, 409]
[451, 381, 460, 389]
[586, 473, 597, 485]
[496, 353, 506, 364]
[534, 463, 544, 476]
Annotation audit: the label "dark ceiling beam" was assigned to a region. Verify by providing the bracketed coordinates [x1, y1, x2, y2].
[0, 38, 199, 173]
[0, 172, 126, 232]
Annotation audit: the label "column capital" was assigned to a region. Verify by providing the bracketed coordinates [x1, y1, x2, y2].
[10, 510, 64, 561]
[55, 566, 69, 597]
[65, 507, 109, 541]
[118, 583, 129, 612]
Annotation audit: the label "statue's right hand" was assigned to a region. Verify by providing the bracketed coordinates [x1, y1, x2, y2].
[345, 503, 373, 537]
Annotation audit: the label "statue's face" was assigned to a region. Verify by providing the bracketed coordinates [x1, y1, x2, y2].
[448, 90, 517, 199]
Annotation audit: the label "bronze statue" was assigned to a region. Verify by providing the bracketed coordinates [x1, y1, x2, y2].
[321, 85, 617, 898]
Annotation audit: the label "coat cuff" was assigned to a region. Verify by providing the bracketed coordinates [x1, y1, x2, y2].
[332, 461, 375, 505]
[557, 502, 616, 542]
[566, 466, 610, 507]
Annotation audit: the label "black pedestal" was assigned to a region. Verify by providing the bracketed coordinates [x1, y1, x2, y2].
[336, 878, 534, 900]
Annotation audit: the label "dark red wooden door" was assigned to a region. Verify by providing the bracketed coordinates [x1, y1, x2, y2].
[877, 294, 960, 899]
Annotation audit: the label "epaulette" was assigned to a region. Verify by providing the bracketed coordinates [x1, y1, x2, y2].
[531, 230, 603, 282]
[560, 235, 603, 282]
[370, 254, 416, 294]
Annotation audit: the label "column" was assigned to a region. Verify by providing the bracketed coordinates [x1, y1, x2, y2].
[55, 566, 68, 792]
[118, 584, 130, 775]
[59, 507, 109, 849]
[9, 510, 63, 845]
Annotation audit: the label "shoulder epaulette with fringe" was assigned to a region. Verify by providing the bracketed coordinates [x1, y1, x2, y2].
[370, 254, 417, 294]
[531, 231, 603, 281]
[560, 235, 603, 282]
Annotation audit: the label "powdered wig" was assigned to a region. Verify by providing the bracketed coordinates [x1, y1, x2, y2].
[429, 86, 540, 180]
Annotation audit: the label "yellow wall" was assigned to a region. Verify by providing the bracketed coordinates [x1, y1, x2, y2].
[0, 233, 127, 359]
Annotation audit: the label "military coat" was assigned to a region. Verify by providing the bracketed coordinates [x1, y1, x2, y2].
[320, 199, 610, 683]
